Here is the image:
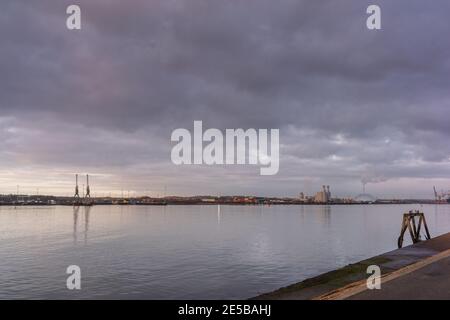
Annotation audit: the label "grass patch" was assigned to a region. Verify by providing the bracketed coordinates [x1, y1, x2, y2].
[257, 256, 392, 298]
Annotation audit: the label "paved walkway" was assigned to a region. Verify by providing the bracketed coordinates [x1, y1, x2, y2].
[255, 232, 450, 300]
[348, 255, 450, 299]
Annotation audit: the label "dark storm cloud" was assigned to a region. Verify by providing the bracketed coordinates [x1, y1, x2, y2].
[0, 0, 449, 196]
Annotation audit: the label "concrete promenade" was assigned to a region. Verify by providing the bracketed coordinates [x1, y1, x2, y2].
[255, 232, 450, 300]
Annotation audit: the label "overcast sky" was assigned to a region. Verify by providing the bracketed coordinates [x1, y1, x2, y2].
[1, 0, 449, 198]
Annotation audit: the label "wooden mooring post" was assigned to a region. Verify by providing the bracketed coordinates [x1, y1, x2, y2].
[397, 210, 431, 248]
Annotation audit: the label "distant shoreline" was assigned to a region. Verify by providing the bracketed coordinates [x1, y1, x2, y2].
[0, 202, 448, 207]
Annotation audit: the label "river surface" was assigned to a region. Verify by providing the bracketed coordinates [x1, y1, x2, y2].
[0, 204, 449, 299]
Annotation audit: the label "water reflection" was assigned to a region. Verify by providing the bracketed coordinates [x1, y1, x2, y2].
[217, 204, 221, 225]
[73, 206, 79, 244]
[72, 206, 91, 245]
[84, 206, 91, 244]
[315, 205, 331, 226]
[1, 204, 449, 299]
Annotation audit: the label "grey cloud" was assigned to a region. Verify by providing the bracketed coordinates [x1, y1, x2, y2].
[0, 0, 449, 197]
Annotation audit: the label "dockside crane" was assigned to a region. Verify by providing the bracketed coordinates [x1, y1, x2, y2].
[433, 186, 439, 202]
[86, 174, 91, 198]
[73, 174, 93, 206]
[74, 174, 80, 199]
[433, 186, 450, 203]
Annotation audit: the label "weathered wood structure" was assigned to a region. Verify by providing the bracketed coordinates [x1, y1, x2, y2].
[397, 210, 431, 248]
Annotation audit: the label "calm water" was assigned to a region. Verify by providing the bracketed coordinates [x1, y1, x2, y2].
[0, 204, 449, 299]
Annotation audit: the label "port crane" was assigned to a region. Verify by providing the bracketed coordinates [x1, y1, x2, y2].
[74, 174, 80, 199]
[86, 174, 91, 198]
[433, 186, 450, 203]
[73, 174, 93, 206]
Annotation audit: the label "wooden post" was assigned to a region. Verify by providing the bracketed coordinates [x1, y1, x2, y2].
[397, 210, 431, 248]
